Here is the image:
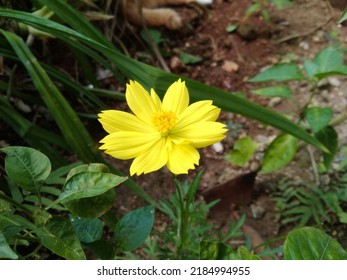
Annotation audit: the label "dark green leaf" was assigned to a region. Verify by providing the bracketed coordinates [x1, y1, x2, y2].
[1, 146, 51, 193]
[70, 216, 104, 244]
[249, 63, 304, 82]
[37, 216, 86, 260]
[260, 134, 297, 173]
[0, 232, 18, 259]
[315, 126, 338, 169]
[225, 136, 258, 166]
[63, 189, 116, 219]
[251, 86, 292, 98]
[305, 107, 333, 133]
[85, 239, 115, 260]
[284, 227, 347, 260]
[65, 163, 110, 184]
[114, 205, 154, 252]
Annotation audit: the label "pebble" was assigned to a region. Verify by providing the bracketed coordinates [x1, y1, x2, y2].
[328, 77, 342, 87]
[267, 97, 282, 107]
[299, 41, 310, 50]
[212, 142, 224, 153]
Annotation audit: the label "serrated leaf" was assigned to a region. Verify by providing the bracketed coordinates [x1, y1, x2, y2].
[225, 136, 258, 166]
[0, 232, 18, 259]
[114, 205, 154, 252]
[59, 172, 127, 203]
[260, 134, 297, 174]
[37, 216, 85, 260]
[1, 146, 51, 193]
[284, 227, 347, 260]
[305, 107, 333, 133]
[249, 63, 304, 82]
[70, 216, 104, 244]
[251, 86, 292, 98]
[315, 126, 338, 169]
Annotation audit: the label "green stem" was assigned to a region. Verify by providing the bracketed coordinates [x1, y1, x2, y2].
[174, 177, 187, 258]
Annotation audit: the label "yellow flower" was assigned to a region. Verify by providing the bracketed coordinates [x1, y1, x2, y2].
[98, 79, 227, 176]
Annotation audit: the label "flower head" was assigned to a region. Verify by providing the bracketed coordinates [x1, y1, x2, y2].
[98, 79, 227, 176]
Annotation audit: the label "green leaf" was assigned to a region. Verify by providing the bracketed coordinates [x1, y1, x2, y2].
[260, 134, 297, 173]
[179, 52, 203, 65]
[0, 232, 18, 259]
[114, 205, 154, 253]
[226, 24, 238, 33]
[305, 107, 333, 133]
[60, 172, 127, 203]
[315, 126, 338, 169]
[284, 227, 347, 260]
[65, 163, 110, 184]
[251, 86, 292, 98]
[37, 216, 85, 260]
[63, 189, 116, 219]
[85, 239, 115, 260]
[1, 146, 51, 193]
[200, 241, 238, 260]
[304, 47, 347, 79]
[70, 216, 104, 244]
[225, 136, 258, 166]
[237, 246, 261, 260]
[249, 63, 304, 82]
[140, 28, 164, 45]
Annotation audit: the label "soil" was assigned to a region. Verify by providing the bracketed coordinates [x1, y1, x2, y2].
[111, 0, 347, 258]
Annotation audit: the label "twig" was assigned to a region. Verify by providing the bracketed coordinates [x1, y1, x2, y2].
[307, 145, 320, 185]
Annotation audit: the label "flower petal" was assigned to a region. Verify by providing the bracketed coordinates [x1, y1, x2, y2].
[162, 79, 189, 115]
[166, 143, 200, 174]
[150, 88, 162, 110]
[98, 110, 155, 134]
[99, 131, 160, 160]
[130, 138, 168, 175]
[126, 80, 157, 124]
[171, 121, 227, 148]
[174, 100, 221, 130]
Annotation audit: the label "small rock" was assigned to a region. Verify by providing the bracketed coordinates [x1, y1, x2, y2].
[212, 142, 224, 153]
[222, 60, 239, 73]
[299, 41, 310, 50]
[170, 55, 183, 70]
[317, 78, 329, 88]
[250, 204, 266, 219]
[328, 77, 342, 87]
[267, 97, 282, 107]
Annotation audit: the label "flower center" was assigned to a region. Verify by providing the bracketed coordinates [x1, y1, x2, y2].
[152, 111, 177, 136]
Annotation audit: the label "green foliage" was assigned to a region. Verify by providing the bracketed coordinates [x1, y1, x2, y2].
[272, 177, 347, 228]
[225, 136, 258, 166]
[251, 86, 292, 98]
[179, 52, 203, 65]
[284, 227, 347, 260]
[0, 146, 150, 259]
[249, 63, 304, 82]
[114, 205, 155, 254]
[260, 134, 297, 174]
[305, 107, 333, 133]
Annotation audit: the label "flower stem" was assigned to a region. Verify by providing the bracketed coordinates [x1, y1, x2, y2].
[174, 177, 187, 259]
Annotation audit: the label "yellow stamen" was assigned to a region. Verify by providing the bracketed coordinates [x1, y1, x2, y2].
[152, 111, 177, 136]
